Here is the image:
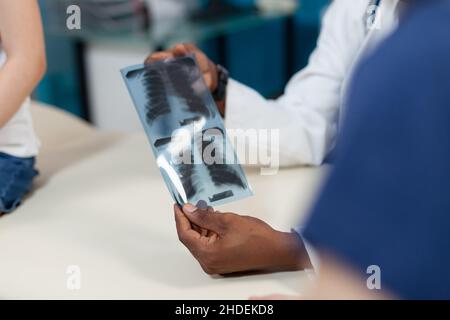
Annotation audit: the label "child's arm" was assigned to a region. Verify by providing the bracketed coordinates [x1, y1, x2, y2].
[0, 0, 46, 128]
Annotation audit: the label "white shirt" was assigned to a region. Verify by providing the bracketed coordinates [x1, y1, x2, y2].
[0, 47, 40, 157]
[225, 0, 401, 167]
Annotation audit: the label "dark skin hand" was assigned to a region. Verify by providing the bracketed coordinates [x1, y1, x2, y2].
[145, 43, 226, 117]
[174, 204, 312, 275]
[148, 45, 311, 275]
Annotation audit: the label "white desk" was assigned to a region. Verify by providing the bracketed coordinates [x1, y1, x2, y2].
[0, 103, 325, 299]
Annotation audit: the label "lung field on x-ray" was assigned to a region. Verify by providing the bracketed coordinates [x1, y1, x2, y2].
[142, 67, 171, 124]
[166, 58, 212, 119]
[121, 55, 253, 206]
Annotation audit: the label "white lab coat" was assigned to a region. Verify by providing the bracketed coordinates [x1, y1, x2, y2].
[225, 0, 402, 167]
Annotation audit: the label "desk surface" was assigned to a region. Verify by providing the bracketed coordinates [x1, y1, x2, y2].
[0, 104, 324, 299]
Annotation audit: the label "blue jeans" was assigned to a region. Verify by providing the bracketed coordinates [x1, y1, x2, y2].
[0, 152, 38, 213]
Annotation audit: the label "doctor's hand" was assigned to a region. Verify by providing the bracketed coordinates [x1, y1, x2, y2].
[145, 43, 218, 92]
[174, 204, 311, 275]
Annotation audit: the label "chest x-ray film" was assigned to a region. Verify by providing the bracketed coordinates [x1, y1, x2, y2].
[121, 55, 253, 207]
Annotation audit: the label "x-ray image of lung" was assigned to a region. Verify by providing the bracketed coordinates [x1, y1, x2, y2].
[121, 55, 253, 207]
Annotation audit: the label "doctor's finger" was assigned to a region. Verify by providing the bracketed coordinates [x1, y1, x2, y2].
[205, 207, 218, 237]
[145, 51, 173, 64]
[174, 204, 202, 246]
[182, 205, 224, 234]
[177, 44, 209, 68]
[172, 44, 190, 57]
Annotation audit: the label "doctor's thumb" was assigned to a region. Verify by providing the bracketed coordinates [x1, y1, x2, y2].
[182, 204, 222, 233]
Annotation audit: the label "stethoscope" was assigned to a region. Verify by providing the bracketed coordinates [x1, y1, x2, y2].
[371, 0, 382, 16]
[365, 0, 382, 32]
[372, 0, 382, 9]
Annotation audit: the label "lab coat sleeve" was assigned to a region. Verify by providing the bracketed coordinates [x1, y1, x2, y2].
[224, 0, 367, 167]
[293, 227, 320, 274]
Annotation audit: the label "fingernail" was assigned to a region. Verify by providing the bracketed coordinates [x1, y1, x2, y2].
[196, 200, 208, 210]
[183, 203, 197, 213]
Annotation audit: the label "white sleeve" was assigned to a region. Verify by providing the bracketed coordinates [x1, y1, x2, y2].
[292, 227, 320, 274]
[224, 0, 367, 167]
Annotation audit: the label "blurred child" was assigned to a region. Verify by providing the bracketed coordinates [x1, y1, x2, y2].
[0, 1, 46, 215]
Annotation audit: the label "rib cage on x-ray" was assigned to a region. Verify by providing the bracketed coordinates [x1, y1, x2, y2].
[201, 128, 245, 189]
[166, 59, 212, 118]
[121, 56, 253, 207]
[142, 67, 171, 123]
[141, 58, 212, 125]
[155, 131, 246, 204]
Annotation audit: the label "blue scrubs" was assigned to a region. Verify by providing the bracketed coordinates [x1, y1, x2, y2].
[303, 0, 450, 299]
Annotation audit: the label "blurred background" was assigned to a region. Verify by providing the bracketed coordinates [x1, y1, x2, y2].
[34, 0, 330, 132]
